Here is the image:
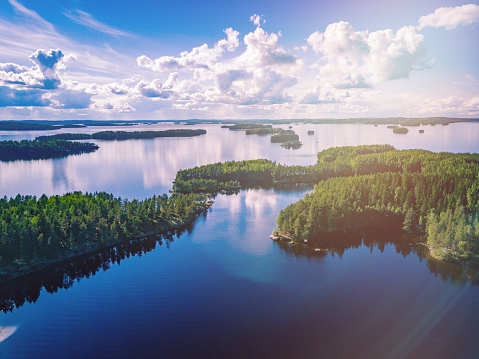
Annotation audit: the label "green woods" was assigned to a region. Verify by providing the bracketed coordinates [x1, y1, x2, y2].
[0, 191, 209, 275]
[173, 145, 479, 262]
[275, 146, 479, 262]
[36, 129, 207, 141]
[0, 139, 99, 161]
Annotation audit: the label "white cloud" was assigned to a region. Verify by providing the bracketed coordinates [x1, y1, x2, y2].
[137, 22, 299, 107]
[413, 96, 479, 116]
[137, 28, 239, 72]
[250, 14, 265, 27]
[306, 22, 426, 89]
[64, 10, 132, 37]
[418, 4, 479, 30]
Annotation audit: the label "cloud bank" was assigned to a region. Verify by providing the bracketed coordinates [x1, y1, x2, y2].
[418, 4, 479, 30]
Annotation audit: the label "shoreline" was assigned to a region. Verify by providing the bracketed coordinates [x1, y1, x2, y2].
[0, 202, 212, 284]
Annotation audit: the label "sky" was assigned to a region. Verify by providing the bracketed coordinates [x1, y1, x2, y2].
[0, 0, 478, 120]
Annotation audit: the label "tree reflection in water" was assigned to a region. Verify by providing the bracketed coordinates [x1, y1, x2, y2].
[0, 226, 192, 313]
[275, 229, 479, 287]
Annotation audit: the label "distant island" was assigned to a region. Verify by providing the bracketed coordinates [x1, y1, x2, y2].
[0, 120, 138, 131]
[393, 127, 409, 134]
[0, 139, 98, 161]
[1, 117, 479, 131]
[36, 129, 207, 141]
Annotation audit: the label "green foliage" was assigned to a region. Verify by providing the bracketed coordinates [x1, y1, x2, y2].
[271, 132, 299, 143]
[281, 140, 302, 149]
[173, 159, 276, 192]
[0, 191, 208, 263]
[245, 128, 284, 135]
[36, 133, 92, 141]
[0, 139, 98, 161]
[225, 124, 272, 131]
[393, 127, 409, 134]
[275, 147, 479, 262]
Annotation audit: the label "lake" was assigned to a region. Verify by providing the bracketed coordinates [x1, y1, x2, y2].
[1, 122, 479, 358]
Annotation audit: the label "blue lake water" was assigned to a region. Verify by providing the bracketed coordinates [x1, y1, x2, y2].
[0, 122, 479, 358]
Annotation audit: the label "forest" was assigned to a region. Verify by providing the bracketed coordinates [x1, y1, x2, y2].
[0, 191, 210, 281]
[173, 145, 479, 262]
[35, 129, 206, 141]
[275, 146, 479, 262]
[0, 139, 99, 161]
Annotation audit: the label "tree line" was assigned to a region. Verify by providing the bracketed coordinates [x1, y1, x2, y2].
[0, 139, 99, 161]
[0, 191, 209, 267]
[36, 129, 206, 141]
[275, 147, 479, 262]
[172, 145, 479, 262]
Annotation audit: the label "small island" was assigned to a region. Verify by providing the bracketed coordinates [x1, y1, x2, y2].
[281, 140, 303, 149]
[419, 129, 424, 133]
[308, 130, 314, 135]
[245, 128, 284, 135]
[271, 131, 299, 143]
[0, 139, 98, 161]
[393, 127, 409, 134]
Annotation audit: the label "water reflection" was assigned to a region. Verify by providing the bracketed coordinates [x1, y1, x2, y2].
[275, 230, 479, 286]
[2, 122, 478, 199]
[0, 225, 195, 313]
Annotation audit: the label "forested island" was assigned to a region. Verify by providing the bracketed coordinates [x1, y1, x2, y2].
[0, 139, 99, 161]
[271, 131, 299, 143]
[281, 140, 303, 149]
[2, 143, 478, 283]
[393, 127, 409, 134]
[0, 191, 211, 282]
[172, 145, 479, 263]
[36, 129, 207, 141]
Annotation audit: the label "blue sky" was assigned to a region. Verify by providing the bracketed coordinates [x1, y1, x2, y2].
[0, 0, 478, 120]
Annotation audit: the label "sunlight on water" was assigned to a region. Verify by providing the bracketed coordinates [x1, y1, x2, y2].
[0, 326, 17, 343]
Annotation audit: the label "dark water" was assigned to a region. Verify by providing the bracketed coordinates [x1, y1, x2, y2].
[1, 123, 479, 358]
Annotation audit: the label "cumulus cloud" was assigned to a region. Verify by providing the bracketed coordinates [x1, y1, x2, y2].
[250, 14, 265, 27]
[307, 21, 426, 88]
[0, 49, 93, 110]
[28, 49, 64, 89]
[137, 79, 172, 99]
[417, 4, 479, 30]
[48, 89, 92, 109]
[137, 28, 239, 72]
[0, 49, 71, 89]
[413, 96, 479, 116]
[300, 86, 341, 104]
[138, 21, 299, 107]
[0, 85, 50, 107]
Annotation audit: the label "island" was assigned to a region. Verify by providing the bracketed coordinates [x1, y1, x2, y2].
[169, 145, 479, 263]
[393, 127, 409, 134]
[36, 129, 207, 141]
[0, 139, 99, 161]
[2, 144, 478, 285]
[281, 140, 303, 149]
[308, 130, 315, 135]
[271, 131, 299, 143]
[0, 191, 211, 282]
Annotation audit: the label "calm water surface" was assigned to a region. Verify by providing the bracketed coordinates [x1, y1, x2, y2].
[0, 123, 479, 358]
